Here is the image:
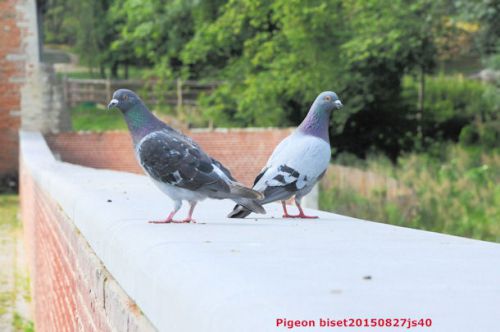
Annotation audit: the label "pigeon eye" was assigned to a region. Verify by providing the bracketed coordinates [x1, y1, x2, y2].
[123, 95, 129, 101]
[324, 95, 332, 102]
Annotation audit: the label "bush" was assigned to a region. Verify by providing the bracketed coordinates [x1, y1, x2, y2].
[402, 74, 491, 141]
[397, 146, 499, 241]
[333, 74, 496, 160]
[459, 124, 480, 145]
[460, 121, 500, 148]
[321, 144, 500, 242]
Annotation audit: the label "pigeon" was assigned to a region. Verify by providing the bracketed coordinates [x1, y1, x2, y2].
[107, 89, 265, 223]
[228, 91, 343, 219]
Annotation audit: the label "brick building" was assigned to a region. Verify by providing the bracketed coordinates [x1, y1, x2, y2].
[0, 0, 69, 186]
[0, 0, 28, 178]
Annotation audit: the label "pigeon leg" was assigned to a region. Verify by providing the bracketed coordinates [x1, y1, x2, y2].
[282, 198, 318, 219]
[176, 201, 197, 224]
[282, 201, 297, 218]
[294, 198, 318, 219]
[149, 200, 182, 223]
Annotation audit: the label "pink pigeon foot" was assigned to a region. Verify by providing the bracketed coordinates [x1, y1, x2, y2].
[176, 218, 197, 224]
[281, 201, 295, 218]
[148, 218, 196, 224]
[294, 202, 318, 219]
[149, 210, 177, 224]
[149, 202, 197, 224]
[284, 213, 319, 219]
[281, 200, 319, 219]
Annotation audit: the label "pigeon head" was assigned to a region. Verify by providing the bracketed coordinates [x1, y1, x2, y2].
[107, 89, 166, 145]
[313, 91, 343, 113]
[297, 91, 343, 142]
[107, 89, 141, 112]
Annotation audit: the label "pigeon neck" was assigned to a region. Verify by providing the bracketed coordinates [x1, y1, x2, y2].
[297, 107, 330, 142]
[123, 103, 165, 145]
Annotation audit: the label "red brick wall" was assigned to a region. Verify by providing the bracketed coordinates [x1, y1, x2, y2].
[45, 129, 293, 186]
[20, 160, 155, 332]
[45, 132, 142, 174]
[0, 0, 24, 175]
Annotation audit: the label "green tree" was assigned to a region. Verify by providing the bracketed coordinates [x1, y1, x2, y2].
[112, 0, 226, 78]
[182, 0, 349, 126]
[40, 0, 78, 45]
[42, 0, 133, 78]
[181, 0, 446, 158]
[455, 0, 500, 56]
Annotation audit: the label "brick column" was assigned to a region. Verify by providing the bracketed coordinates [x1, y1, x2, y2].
[0, 0, 25, 176]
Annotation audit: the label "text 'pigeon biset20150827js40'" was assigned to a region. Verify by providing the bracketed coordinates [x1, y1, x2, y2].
[228, 91, 343, 219]
[107, 89, 265, 224]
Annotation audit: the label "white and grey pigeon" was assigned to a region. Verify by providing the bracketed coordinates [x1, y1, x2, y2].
[108, 89, 265, 223]
[228, 91, 343, 219]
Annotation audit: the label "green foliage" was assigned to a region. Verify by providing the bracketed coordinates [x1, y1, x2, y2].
[454, 0, 500, 56]
[460, 121, 500, 149]
[42, 0, 79, 45]
[177, 0, 457, 160]
[43, 0, 498, 157]
[106, 0, 226, 101]
[401, 74, 497, 145]
[71, 103, 127, 131]
[58, 66, 148, 80]
[459, 124, 480, 145]
[0, 195, 20, 229]
[320, 186, 410, 228]
[70, 102, 178, 131]
[484, 52, 500, 70]
[12, 312, 34, 332]
[321, 145, 500, 242]
[404, 74, 489, 122]
[109, 0, 225, 73]
[42, 0, 136, 78]
[0, 195, 34, 331]
[182, 0, 439, 128]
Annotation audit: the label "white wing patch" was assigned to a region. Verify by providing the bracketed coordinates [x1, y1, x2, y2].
[255, 132, 330, 192]
[171, 170, 182, 184]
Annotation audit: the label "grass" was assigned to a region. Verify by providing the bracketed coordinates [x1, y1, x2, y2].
[60, 66, 149, 80]
[70, 102, 181, 132]
[321, 144, 500, 242]
[320, 186, 413, 229]
[12, 312, 34, 332]
[71, 102, 128, 131]
[0, 195, 34, 332]
[0, 195, 20, 229]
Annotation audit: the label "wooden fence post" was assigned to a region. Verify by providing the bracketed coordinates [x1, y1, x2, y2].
[62, 74, 69, 108]
[176, 78, 183, 115]
[58, 78, 218, 111]
[106, 78, 112, 102]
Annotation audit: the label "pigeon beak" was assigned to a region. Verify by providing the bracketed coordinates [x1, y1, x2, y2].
[107, 99, 119, 110]
[334, 100, 343, 109]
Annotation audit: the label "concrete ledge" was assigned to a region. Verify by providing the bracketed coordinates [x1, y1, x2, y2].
[20, 131, 156, 331]
[20, 131, 500, 331]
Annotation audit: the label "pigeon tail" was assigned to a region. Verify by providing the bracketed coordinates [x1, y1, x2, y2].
[229, 200, 263, 217]
[229, 183, 264, 200]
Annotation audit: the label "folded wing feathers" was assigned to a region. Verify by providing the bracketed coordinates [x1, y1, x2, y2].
[139, 130, 262, 201]
[229, 183, 264, 200]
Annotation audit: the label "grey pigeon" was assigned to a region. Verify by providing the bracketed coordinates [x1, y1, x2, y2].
[228, 91, 343, 219]
[108, 89, 265, 223]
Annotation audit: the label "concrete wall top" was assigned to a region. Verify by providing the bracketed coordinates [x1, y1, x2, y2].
[20, 131, 500, 332]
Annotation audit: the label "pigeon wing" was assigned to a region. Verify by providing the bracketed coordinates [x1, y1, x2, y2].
[138, 130, 231, 194]
[253, 134, 331, 203]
